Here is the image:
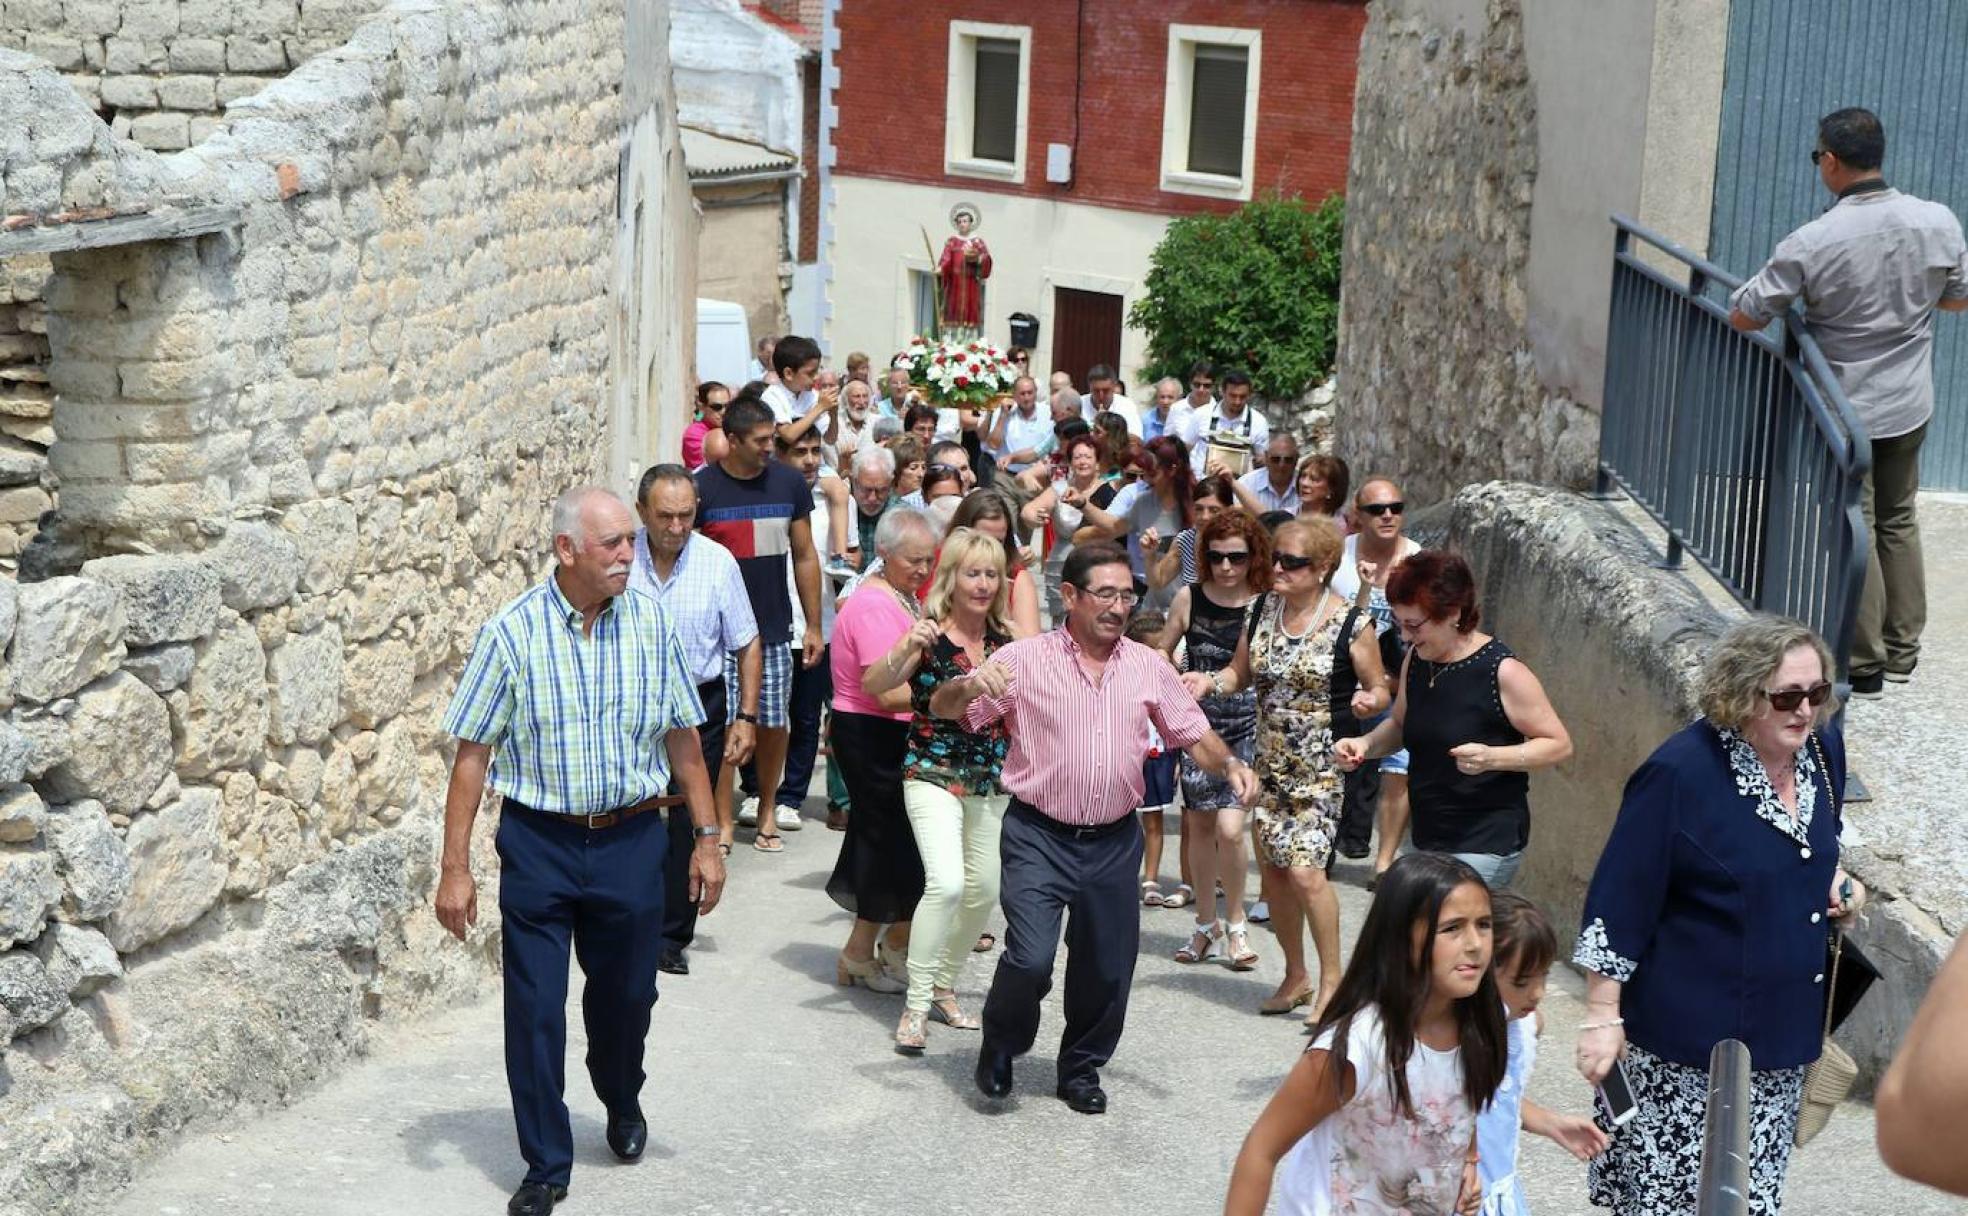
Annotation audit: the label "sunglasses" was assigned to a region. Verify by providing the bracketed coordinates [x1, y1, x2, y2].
[926, 462, 962, 477]
[1273, 553, 1315, 572]
[1205, 549, 1251, 566]
[1359, 501, 1405, 517]
[1267, 455, 1297, 465]
[1763, 682, 1832, 712]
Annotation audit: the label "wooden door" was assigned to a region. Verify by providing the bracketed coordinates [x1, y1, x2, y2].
[1051, 287, 1124, 387]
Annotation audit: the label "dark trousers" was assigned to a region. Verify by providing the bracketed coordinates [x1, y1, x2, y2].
[497, 802, 667, 1188]
[1853, 422, 1927, 678]
[982, 798, 1144, 1087]
[663, 678, 727, 954]
[775, 643, 832, 810]
[1331, 711, 1379, 858]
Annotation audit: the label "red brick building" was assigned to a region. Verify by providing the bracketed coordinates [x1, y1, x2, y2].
[823, 0, 1365, 382]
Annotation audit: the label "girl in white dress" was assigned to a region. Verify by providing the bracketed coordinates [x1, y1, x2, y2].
[1226, 853, 1509, 1216]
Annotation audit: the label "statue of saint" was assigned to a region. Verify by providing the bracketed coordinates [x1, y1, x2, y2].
[937, 203, 991, 333]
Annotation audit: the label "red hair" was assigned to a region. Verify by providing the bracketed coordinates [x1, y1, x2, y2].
[1384, 549, 1481, 632]
[1198, 509, 1272, 593]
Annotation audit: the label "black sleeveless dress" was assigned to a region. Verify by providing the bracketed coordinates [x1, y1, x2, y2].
[1402, 638, 1530, 855]
[1177, 584, 1257, 811]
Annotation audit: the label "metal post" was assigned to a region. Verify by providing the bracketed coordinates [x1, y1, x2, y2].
[1698, 1039, 1752, 1216]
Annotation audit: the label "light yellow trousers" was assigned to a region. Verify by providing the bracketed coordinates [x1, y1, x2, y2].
[901, 781, 1007, 1011]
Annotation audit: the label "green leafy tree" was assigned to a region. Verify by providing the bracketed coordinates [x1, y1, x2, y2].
[1128, 194, 1344, 400]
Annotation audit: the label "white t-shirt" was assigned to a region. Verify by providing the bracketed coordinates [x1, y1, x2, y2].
[1329, 535, 1421, 632]
[787, 471, 853, 645]
[1182, 401, 1270, 476]
[1079, 392, 1143, 437]
[763, 382, 832, 439]
[1278, 1005, 1475, 1216]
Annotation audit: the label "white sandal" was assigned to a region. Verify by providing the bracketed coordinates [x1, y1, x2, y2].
[1174, 920, 1221, 964]
[1224, 922, 1259, 971]
[1141, 880, 1166, 908]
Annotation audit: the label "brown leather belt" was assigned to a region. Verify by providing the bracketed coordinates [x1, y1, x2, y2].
[504, 793, 686, 831]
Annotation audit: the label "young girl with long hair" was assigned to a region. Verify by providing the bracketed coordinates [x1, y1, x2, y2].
[1477, 891, 1608, 1215]
[1225, 852, 1508, 1215]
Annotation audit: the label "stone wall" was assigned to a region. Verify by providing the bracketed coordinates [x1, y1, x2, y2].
[1444, 482, 1946, 1093]
[0, 0, 388, 152]
[0, 2, 689, 1211]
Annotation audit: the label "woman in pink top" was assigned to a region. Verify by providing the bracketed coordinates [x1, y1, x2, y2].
[827, 507, 942, 993]
[680, 381, 729, 471]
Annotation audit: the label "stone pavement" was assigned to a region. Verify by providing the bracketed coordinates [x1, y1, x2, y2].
[1843, 493, 1968, 940]
[110, 814, 1954, 1216]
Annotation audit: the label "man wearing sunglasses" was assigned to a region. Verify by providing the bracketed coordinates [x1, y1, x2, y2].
[1728, 107, 1968, 700]
[932, 543, 1258, 1116]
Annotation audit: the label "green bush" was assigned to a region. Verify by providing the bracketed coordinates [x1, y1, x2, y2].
[1128, 194, 1344, 401]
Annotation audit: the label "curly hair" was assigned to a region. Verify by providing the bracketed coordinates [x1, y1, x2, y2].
[1698, 615, 1838, 731]
[1272, 516, 1344, 586]
[1197, 508, 1273, 593]
[1386, 549, 1480, 632]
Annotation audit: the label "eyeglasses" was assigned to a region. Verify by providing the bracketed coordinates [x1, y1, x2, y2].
[1809, 149, 1826, 165]
[1074, 586, 1140, 607]
[1762, 682, 1832, 712]
[1205, 549, 1251, 566]
[1359, 501, 1405, 517]
[1273, 553, 1315, 572]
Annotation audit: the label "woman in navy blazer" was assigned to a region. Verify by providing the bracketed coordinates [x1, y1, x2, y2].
[1571, 616, 1868, 1216]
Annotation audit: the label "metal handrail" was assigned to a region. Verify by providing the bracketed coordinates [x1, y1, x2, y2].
[1596, 215, 1873, 676]
[1698, 1039, 1754, 1216]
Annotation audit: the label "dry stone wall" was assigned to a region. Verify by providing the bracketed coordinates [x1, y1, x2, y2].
[1335, 0, 1596, 506]
[0, 1, 674, 1211]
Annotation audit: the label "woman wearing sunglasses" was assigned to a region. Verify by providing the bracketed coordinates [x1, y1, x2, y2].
[1182, 517, 1389, 1019]
[1333, 550, 1571, 890]
[1157, 508, 1271, 968]
[1570, 615, 1864, 1215]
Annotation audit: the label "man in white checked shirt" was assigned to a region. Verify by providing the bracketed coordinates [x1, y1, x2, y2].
[630, 464, 762, 978]
[436, 486, 724, 1216]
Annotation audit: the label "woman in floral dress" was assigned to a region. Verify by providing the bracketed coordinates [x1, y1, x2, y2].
[864, 526, 1013, 1053]
[1189, 518, 1388, 1020]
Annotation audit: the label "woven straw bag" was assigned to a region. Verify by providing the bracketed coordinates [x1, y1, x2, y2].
[1795, 931, 1857, 1147]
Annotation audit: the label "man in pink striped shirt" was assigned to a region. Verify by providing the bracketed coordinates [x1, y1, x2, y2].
[933, 543, 1257, 1113]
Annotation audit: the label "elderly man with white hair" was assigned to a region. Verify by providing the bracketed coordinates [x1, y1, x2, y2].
[436, 485, 724, 1216]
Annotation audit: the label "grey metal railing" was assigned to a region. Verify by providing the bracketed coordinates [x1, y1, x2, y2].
[1596, 216, 1872, 677]
[1697, 1040, 1753, 1216]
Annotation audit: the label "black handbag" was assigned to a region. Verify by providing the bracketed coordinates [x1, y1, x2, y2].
[1825, 929, 1880, 1034]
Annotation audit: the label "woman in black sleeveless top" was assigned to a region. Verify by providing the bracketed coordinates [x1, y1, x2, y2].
[1333, 550, 1572, 886]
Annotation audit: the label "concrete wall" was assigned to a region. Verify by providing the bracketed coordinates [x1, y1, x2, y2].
[0, 3, 690, 1210]
[830, 173, 1172, 383]
[696, 183, 789, 349]
[1444, 481, 1947, 1093]
[1336, 0, 1728, 506]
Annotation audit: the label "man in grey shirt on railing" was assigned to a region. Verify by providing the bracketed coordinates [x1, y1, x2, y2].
[1730, 106, 1968, 699]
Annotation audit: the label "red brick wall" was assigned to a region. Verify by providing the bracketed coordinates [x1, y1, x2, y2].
[834, 0, 1365, 216]
[798, 56, 820, 262]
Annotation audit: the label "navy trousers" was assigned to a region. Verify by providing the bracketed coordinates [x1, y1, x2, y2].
[663, 678, 726, 955]
[981, 798, 1143, 1088]
[773, 643, 832, 811]
[497, 801, 667, 1188]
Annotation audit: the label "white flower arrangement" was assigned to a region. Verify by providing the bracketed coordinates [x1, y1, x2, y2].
[890, 335, 1018, 408]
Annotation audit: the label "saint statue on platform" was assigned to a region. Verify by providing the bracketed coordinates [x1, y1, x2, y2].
[937, 202, 991, 335]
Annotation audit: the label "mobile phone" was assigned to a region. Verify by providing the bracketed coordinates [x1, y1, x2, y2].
[1597, 1058, 1639, 1128]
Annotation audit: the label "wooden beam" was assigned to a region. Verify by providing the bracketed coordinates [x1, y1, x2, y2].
[0, 204, 242, 257]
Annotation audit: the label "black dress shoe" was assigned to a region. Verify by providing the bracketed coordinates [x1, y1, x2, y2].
[657, 950, 689, 976]
[974, 1046, 1013, 1098]
[508, 1182, 567, 1216]
[1337, 840, 1371, 860]
[1056, 1081, 1108, 1115]
[606, 1109, 648, 1161]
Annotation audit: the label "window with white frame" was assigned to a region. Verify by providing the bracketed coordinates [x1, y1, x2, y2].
[1161, 25, 1261, 200]
[945, 21, 1031, 182]
[911, 268, 983, 336]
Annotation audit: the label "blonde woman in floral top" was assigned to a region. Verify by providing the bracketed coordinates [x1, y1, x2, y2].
[1186, 518, 1389, 1021]
[866, 526, 1014, 1053]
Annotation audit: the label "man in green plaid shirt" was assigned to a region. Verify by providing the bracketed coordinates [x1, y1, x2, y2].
[435, 485, 724, 1216]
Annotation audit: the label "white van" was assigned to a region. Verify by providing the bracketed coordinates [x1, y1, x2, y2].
[696, 299, 751, 391]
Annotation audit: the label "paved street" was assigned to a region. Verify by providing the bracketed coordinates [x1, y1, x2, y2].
[112, 806, 1955, 1216]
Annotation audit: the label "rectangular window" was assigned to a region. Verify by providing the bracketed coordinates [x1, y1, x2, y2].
[1161, 25, 1262, 201]
[912, 268, 982, 337]
[945, 22, 1031, 183]
[1186, 44, 1248, 177]
[972, 37, 1021, 164]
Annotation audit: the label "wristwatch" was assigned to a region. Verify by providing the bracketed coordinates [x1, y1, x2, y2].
[734, 711, 759, 724]
[692, 825, 722, 839]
